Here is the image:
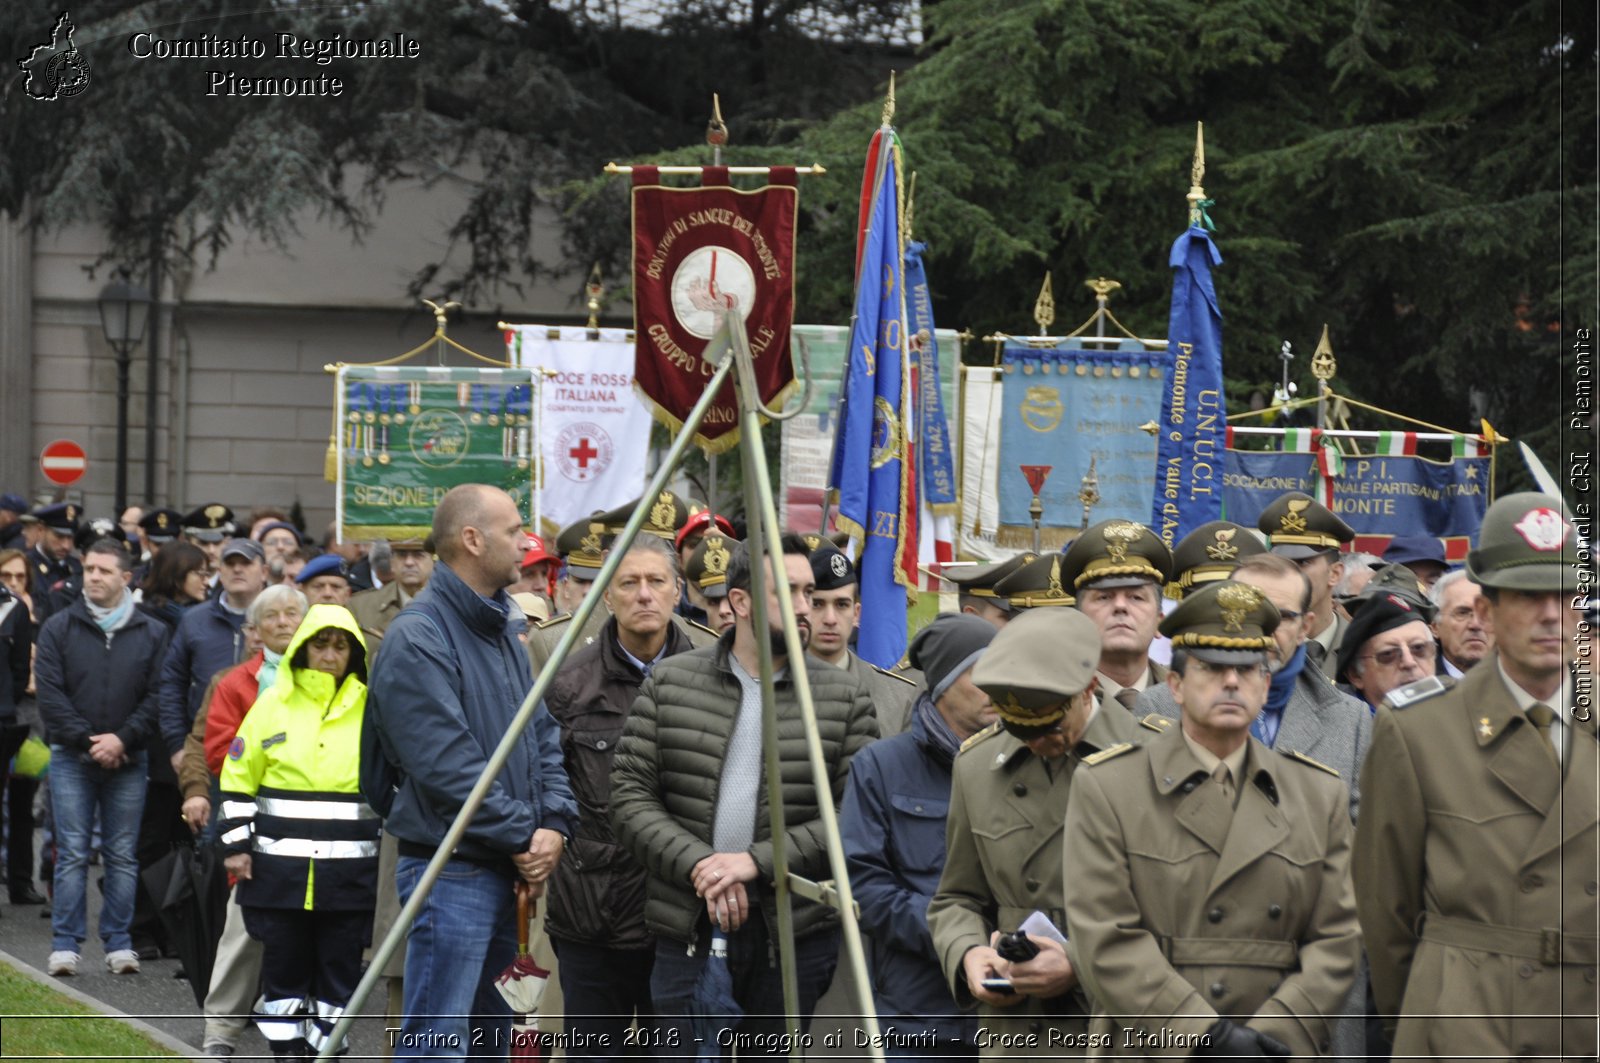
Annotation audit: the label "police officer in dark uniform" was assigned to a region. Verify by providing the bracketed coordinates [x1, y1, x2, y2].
[26, 503, 82, 622]
[133, 507, 183, 588]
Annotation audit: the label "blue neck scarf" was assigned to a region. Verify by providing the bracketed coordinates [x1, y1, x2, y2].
[1252, 643, 1306, 747]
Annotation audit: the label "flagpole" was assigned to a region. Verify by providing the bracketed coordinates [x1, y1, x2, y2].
[823, 78, 899, 540]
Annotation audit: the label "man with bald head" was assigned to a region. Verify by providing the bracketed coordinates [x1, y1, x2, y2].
[367, 484, 577, 1059]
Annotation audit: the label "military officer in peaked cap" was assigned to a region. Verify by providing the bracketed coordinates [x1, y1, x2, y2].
[684, 532, 735, 634]
[991, 551, 1075, 610]
[1060, 519, 1174, 715]
[928, 607, 1167, 1058]
[27, 502, 83, 622]
[1355, 493, 1597, 1062]
[1063, 580, 1360, 1058]
[181, 502, 235, 582]
[945, 552, 1038, 628]
[1258, 491, 1355, 679]
[1167, 520, 1267, 599]
[598, 489, 692, 541]
[529, 516, 613, 673]
[806, 539, 917, 734]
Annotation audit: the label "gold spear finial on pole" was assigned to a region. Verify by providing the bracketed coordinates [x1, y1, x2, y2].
[1186, 121, 1207, 227]
[1034, 272, 1055, 336]
[585, 264, 605, 331]
[1311, 322, 1336, 382]
[882, 71, 896, 126]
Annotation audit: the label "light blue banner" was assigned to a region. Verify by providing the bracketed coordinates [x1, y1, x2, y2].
[998, 341, 1164, 541]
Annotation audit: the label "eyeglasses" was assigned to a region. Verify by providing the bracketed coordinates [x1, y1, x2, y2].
[1362, 641, 1437, 668]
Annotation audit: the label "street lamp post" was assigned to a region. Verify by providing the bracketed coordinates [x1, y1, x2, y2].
[97, 273, 151, 516]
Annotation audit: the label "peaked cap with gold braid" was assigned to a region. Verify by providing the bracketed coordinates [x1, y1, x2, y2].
[1168, 520, 1267, 597]
[1158, 579, 1280, 666]
[1257, 491, 1354, 559]
[991, 552, 1075, 608]
[1061, 518, 1173, 592]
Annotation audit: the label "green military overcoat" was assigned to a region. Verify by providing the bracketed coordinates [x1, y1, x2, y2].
[1062, 726, 1360, 1057]
[927, 705, 1166, 1058]
[1354, 655, 1598, 1061]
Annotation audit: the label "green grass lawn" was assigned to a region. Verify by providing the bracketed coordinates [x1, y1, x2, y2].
[0, 964, 179, 1060]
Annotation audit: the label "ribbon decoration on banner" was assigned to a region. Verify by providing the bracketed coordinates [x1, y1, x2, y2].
[904, 241, 957, 516]
[630, 166, 799, 453]
[335, 365, 537, 541]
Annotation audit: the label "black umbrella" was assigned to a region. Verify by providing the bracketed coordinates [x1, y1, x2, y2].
[139, 843, 229, 1007]
[690, 930, 743, 1062]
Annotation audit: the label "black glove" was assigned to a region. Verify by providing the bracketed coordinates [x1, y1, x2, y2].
[1196, 1019, 1288, 1057]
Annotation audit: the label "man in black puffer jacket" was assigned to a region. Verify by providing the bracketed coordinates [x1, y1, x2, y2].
[611, 534, 878, 1051]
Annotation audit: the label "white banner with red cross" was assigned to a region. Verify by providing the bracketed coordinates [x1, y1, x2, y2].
[507, 325, 654, 537]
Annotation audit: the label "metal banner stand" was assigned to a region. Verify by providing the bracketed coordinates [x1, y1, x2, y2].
[322, 309, 885, 1063]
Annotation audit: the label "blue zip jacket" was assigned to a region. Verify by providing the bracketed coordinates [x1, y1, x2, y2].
[365, 562, 576, 871]
[157, 594, 247, 754]
[840, 695, 978, 1045]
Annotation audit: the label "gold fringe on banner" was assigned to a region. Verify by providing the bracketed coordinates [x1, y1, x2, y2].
[995, 524, 1086, 552]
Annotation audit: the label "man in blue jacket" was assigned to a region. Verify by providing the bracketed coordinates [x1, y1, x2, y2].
[157, 537, 268, 768]
[34, 539, 169, 976]
[841, 613, 997, 1057]
[366, 484, 577, 1060]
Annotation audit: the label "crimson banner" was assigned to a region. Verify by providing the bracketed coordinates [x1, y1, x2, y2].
[631, 166, 798, 452]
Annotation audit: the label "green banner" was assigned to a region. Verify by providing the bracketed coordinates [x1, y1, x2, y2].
[336, 366, 537, 541]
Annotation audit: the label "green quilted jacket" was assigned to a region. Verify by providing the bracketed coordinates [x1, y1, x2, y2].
[609, 632, 879, 945]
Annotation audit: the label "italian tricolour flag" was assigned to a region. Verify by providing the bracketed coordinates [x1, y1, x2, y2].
[1375, 431, 1418, 456]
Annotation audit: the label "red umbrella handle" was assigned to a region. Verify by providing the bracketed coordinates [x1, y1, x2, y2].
[516, 883, 533, 957]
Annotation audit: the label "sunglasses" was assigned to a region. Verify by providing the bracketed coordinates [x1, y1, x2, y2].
[1362, 641, 1437, 668]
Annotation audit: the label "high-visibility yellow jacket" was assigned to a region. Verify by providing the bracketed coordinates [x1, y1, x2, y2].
[219, 604, 378, 911]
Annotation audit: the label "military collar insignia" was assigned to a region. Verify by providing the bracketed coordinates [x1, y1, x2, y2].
[1478, 716, 1494, 739]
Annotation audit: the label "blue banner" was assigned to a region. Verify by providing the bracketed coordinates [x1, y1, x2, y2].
[1151, 225, 1226, 550]
[1223, 450, 1490, 543]
[997, 341, 1164, 547]
[904, 241, 957, 514]
[828, 131, 910, 669]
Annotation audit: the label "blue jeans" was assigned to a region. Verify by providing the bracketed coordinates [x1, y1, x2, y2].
[48, 746, 148, 953]
[394, 855, 518, 1060]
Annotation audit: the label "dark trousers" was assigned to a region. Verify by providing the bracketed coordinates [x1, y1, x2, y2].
[650, 910, 838, 1059]
[131, 778, 184, 950]
[552, 937, 659, 1060]
[0, 722, 38, 892]
[243, 905, 372, 1059]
